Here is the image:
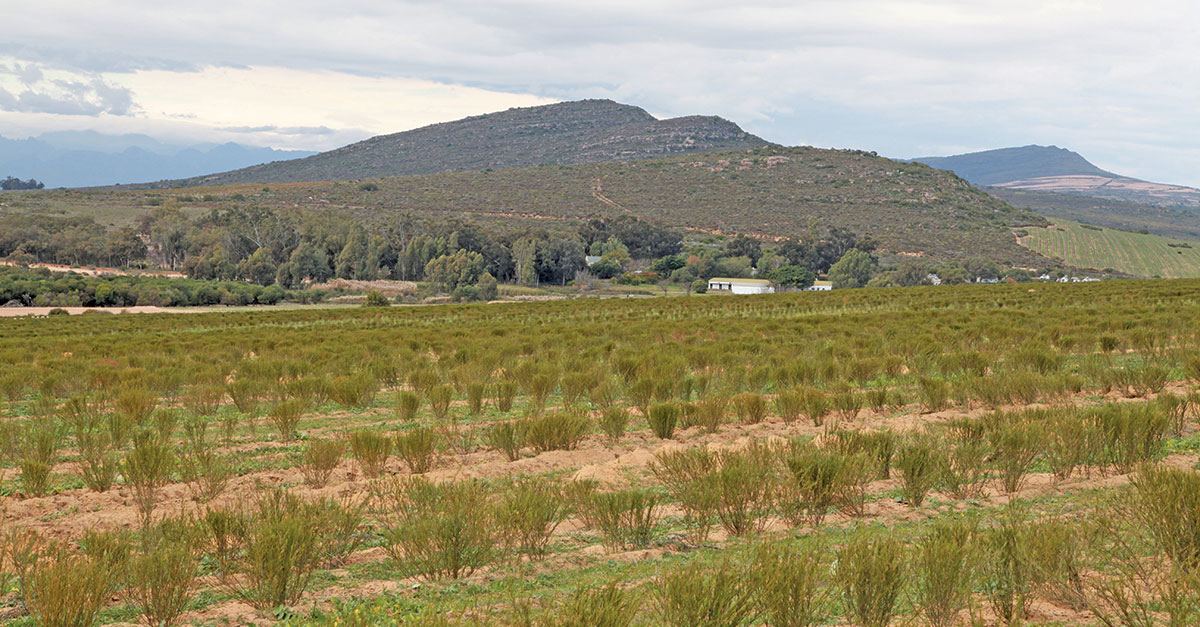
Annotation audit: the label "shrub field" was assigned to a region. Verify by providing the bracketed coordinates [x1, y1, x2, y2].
[1018, 218, 1200, 278]
[1, 280, 1200, 625]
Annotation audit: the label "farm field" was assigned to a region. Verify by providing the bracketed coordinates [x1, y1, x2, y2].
[1018, 218, 1200, 278]
[1, 281, 1200, 625]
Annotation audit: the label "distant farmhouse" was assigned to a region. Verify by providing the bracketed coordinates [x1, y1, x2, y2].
[805, 280, 832, 291]
[707, 277, 775, 294]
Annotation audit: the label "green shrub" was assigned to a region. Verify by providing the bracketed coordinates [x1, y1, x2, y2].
[487, 421, 522, 461]
[395, 426, 438, 474]
[267, 398, 308, 441]
[655, 561, 756, 627]
[1131, 466, 1200, 570]
[327, 372, 377, 408]
[751, 541, 830, 627]
[181, 449, 233, 503]
[988, 417, 1044, 493]
[982, 507, 1035, 625]
[125, 538, 199, 627]
[651, 448, 719, 543]
[775, 388, 804, 423]
[495, 381, 517, 413]
[917, 376, 950, 412]
[647, 402, 680, 439]
[547, 581, 640, 627]
[496, 477, 569, 558]
[690, 395, 728, 433]
[519, 411, 590, 453]
[349, 429, 392, 478]
[123, 430, 176, 527]
[733, 393, 766, 425]
[208, 490, 326, 609]
[19, 418, 59, 496]
[10, 535, 118, 627]
[912, 518, 978, 627]
[599, 406, 631, 441]
[466, 382, 486, 416]
[799, 386, 830, 426]
[712, 445, 777, 536]
[427, 384, 454, 420]
[836, 533, 905, 627]
[582, 488, 660, 550]
[363, 290, 391, 306]
[380, 477, 499, 580]
[396, 390, 421, 422]
[896, 438, 940, 507]
[301, 439, 344, 488]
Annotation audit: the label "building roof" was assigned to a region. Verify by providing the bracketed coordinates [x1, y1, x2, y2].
[811, 280, 832, 287]
[708, 277, 772, 285]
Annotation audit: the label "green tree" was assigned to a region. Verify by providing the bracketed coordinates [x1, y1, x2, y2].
[424, 250, 486, 292]
[476, 272, 498, 300]
[237, 248, 277, 286]
[828, 249, 876, 289]
[724, 234, 762, 265]
[765, 264, 816, 289]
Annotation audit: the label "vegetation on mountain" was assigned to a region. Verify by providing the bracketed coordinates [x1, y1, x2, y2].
[171, 100, 769, 186]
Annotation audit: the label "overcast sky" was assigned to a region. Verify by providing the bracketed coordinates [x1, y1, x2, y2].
[2, 1, 1198, 185]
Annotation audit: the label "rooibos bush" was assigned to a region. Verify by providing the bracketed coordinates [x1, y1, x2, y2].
[582, 488, 660, 550]
[496, 476, 569, 558]
[427, 384, 454, 420]
[125, 533, 199, 627]
[712, 444, 777, 536]
[10, 534, 118, 627]
[349, 429, 391, 478]
[751, 541, 830, 627]
[896, 438, 940, 507]
[267, 398, 308, 441]
[655, 561, 756, 627]
[18, 418, 58, 496]
[124, 430, 176, 527]
[733, 393, 766, 425]
[487, 421, 522, 461]
[647, 402, 680, 439]
[395, 390, 421, 422]
[395, 425, 438, 474]
[548, 581, 640, 627]
[301, 439, 344, 488]
[600, 406, 630, 442]
[651, 448, 719, 543]
[380, 477, 499, 580]
[836, 532, 905, 627]
[912, 518, 978, 627]
[519, 410, 590, 453]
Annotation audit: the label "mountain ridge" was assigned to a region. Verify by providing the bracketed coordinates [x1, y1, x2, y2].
[912, 145, 1200, 210]
[163, 99, 771, 186]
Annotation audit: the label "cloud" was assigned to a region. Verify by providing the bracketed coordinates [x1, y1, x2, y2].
[221, 125, 339, 136]
[1, 1, 1198, 184]
[0, 62, 136, 116]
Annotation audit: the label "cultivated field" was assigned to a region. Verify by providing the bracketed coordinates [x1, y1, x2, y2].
[1, 282, 1200, 625]
[1018, 218, 1200, 278]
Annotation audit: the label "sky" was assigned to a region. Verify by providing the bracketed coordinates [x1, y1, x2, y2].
[2, 1, 1198, 185]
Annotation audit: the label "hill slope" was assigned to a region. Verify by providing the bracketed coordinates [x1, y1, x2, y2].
[170, 100, 769, 186]
[76, 146, 1049, 267]
[913, 145, 1200, 210]
[0, 132, 315, 188]
[1018, 219, 1200, 278]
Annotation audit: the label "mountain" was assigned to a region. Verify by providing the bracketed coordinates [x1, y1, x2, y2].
[170, 99, 770, 186]
[0, 133, 317, 188]
[912, 145, 1200, 210]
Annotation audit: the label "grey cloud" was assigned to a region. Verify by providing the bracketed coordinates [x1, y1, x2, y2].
[3, 1, 1199, 184]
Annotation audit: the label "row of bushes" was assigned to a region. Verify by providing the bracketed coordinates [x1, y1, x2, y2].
[0, 266, 312, 307]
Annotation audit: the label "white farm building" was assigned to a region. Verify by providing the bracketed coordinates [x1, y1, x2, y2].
[707, 277, 775, 294]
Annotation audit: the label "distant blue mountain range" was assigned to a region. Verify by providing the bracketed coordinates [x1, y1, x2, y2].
[0, 131, 316, 188]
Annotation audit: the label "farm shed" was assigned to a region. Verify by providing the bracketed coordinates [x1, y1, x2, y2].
[707, 277, 775, 294]
[805, 281, 832, 291]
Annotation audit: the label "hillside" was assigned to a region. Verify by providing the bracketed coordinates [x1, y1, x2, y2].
[166, 100, 770, 186]
[0, 132, 315, 188]
[913, 145, 1200, 210]
[10, 145, 1057, 268]
[1017, 218, 1200, 278]
[989, 186, 1200, 242]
